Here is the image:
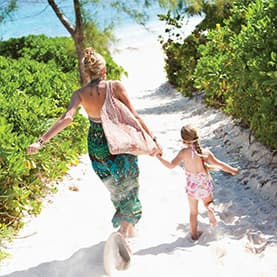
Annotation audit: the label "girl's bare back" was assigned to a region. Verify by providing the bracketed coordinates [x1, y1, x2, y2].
[181, 147, 207, 174]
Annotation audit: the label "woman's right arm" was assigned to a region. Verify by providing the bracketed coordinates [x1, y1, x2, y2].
[112, 80, 163, 155]
[27, 91, 81, 155]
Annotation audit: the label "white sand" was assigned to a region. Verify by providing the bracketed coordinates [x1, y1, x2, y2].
[0, 25, 277, 277]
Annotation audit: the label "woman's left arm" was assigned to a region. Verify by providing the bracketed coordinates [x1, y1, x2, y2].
[27, 91, 81, 155]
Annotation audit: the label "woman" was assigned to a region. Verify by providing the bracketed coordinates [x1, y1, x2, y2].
[27, 47, 161, 239]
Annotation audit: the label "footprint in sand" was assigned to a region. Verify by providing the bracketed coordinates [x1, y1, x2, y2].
[218, 210, 239, 225]
[214, 245, 227, 260]
[245, 230, 268, 254]
[216, 201, 239, 225]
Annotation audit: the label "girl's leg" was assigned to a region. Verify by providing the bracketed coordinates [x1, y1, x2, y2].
[187, 196, 200, 240]
[203, 194, 217, 226]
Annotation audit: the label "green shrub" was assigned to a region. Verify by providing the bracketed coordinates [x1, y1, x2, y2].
[0, 35, 77, 73]
[0, 55, 88, 232]
[0, 32, 127, 258]
[160, 0, 276, 149]
[194, 24, 233, 107]
[0, 32, 128, 258]
[158, 11, 206, 96]
[194, 0, 277, 149]
[161, 33, 205, 96]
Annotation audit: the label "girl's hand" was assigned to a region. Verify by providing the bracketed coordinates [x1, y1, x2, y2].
[231, 168, 239, 175]
[27, 141, 42, 156]
[156, 153, 163, 159]
[150, 147, 161, 157]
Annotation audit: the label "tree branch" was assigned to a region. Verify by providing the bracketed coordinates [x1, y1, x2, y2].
[48, 0, 75, 36]
[74, 0, 82, 33]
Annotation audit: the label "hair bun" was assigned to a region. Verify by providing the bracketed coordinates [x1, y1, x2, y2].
[82, 47, 106, 78]
[84, 47, 97, 66]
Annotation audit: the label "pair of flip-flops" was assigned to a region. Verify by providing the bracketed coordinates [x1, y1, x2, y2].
[103, 232, 132, 276]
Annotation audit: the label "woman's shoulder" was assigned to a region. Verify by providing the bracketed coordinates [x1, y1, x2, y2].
[109, 80, 124, 93]
[109, 80, 123, 87]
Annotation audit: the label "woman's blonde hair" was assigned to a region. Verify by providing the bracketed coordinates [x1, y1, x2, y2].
[181, 124, 217, 173]
[82, 47, 106, 79]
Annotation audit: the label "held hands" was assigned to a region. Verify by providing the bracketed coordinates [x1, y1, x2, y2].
[150, 140, 163, 157]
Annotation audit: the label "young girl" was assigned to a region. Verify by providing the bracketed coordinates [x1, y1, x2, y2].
[156, 124, 238, 240]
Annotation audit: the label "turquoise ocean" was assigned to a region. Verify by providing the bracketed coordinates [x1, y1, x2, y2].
[0, 0, 202, 48]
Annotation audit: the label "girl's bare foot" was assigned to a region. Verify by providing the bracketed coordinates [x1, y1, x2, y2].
[191, 231, 203, 241]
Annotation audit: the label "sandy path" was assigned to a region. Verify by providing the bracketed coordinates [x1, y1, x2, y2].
[0, 33, 276, 277]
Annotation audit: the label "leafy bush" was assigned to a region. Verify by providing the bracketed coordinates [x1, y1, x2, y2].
[0, 35, 77, 73]
[194, 0, 277, 149]
[158, 1, 235, 96]
[158, 11, 206, 96]
[0, 34, 126, 258]
[161, 33, 205, 96]
[194, 23, 233, 107]
[160, 0, 276, 150]
[0, 55, 87, 230]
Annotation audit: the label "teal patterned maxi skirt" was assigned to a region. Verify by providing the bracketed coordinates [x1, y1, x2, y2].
[88, 119, 142, 228]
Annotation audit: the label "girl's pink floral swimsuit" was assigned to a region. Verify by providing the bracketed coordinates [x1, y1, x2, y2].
[185, 171, 213, 200]
[185, 146, 213, 200]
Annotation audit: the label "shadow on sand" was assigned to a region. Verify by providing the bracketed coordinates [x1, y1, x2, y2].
[1, 242, 106, 277]
[135, 222, 218, 257]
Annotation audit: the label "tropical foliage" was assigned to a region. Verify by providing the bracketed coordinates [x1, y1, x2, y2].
[160, 0, 277, 149]
[0, 34, 125, 259]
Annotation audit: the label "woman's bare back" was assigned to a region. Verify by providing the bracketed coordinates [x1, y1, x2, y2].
[78, 80, 107, 119]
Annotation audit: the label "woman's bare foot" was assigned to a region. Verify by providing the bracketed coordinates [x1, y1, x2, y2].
[127, 225, 137, 238]
[117, 230, 132, 255]
[191, 231, 203, 241]
[119, 222, 137, 238]
[122, 238, 132, 255]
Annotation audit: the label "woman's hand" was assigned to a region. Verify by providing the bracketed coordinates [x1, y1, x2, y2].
[27, 141, 42, 156]
[155, 141, 163, 156]
[150, 141, 163, 157]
